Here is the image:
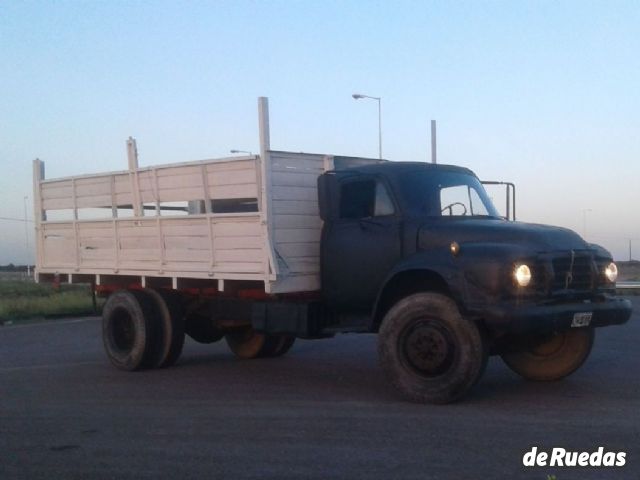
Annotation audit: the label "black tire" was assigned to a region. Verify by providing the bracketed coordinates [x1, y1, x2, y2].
[185, 313, 224, 344]
[143, 289, 186, 368]
[378, 292, 487, 404]
[260, 335, 296, 358]
[501, 328, 595, 381]
[102, 290, 161, 371]
[271, 336, 296, 357]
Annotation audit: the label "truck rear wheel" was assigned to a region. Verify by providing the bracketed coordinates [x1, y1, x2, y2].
[270, 336, 296, 357]
[225, 328, 295, 359]
[501, 328, 594, 381]
[143, 289, 186, 368]
[102, 290, 161, 371]
[185, 313, 225, 344]
[378, 292, 487, 404]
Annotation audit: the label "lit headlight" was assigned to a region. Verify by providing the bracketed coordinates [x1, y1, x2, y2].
[514, 264, 532, 287]
[604, 262, 618, 283]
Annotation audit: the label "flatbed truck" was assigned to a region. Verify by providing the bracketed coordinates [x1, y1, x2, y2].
[32, 98, 632, 403]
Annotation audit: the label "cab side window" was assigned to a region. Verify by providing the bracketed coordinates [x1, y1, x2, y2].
[374, 182, 394, 216]
[339, 179, 395, 219]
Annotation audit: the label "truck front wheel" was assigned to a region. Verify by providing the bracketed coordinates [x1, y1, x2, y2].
[378, 293, 487, 404]
[500, 328, 594, 381]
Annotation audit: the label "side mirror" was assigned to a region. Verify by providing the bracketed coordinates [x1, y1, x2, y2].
[481, 180, 517, 221]
[317, 173, 338, 221]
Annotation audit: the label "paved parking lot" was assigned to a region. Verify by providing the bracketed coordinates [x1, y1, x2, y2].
[1, 297, 638, 479]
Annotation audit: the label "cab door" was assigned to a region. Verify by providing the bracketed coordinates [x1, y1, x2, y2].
[321, 175, 402, 312]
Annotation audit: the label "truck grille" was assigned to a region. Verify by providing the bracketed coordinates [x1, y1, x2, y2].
[550, 252, 594, 291]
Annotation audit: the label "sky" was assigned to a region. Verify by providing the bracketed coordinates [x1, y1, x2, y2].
[1, 0, 639, 264]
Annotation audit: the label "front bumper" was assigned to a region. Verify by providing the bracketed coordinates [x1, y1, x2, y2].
[470, 296, 632, 335]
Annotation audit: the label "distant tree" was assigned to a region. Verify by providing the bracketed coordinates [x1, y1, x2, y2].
[0, 264, 22, 272]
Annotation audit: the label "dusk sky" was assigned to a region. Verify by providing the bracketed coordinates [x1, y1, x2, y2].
[1, 0, 639, 264]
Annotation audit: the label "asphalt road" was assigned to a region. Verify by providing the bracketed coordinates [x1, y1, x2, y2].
[1, 298, 638, 480]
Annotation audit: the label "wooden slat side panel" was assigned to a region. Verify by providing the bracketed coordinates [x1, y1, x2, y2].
[276, 242, 320, 258]
[272, 200, 319, 216]
[41, 182, 73, 200]
[155, 171, 203, 189]
[271, 186, 317, 201]
[163, 235, 210, 251]
[214, 236, 263, 249]
[137, 161, 260, 204]
[210, 184, 258, 200]
[42, 158, 260, 216]
[77, 223, 116, 264]
[205, 159, 256, 173]
[268, 274, 321, 293]
[39, 212, 267, 277]
[285, 258, 320, 274]
[274, 228, 322, 244]
[274, 214, 322, 230]
[41, 224, 76, 267]
[216, 249, 264, 263]
[271, 154, 326, 173]
[268, 152, 323, 279]
[42, 197, 75, 210]
[76, 195, 113, 208]
[207, 168, 257, 186]
[75, 178, 112, 196]
[114, 175, 132, 194]
[271, 171, 318, 188]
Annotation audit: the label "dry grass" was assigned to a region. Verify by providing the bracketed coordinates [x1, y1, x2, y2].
[0, 278, 101, 323]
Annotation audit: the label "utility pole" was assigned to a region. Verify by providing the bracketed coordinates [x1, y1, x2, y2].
[431, 120, 437, 164]
[630, 239, 633, 262]
[23, 195, 30, 277]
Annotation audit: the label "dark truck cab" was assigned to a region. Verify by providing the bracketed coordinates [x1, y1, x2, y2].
[314, 162, 631, 402]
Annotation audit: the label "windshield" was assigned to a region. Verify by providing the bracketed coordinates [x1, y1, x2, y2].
[399, 170, 500, 218]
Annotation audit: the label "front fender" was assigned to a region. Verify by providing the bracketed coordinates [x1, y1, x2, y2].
[456, 243, 534, 301]
[371, 247, 465, 329]
[372, 242, 534, 329]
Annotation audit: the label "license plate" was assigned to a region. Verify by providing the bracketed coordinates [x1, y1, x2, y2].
[571, 312, 593, 327]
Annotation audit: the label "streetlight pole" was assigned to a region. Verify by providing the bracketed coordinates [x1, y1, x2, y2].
[23, 195, 30, 277]
[352, 93, 382, 159]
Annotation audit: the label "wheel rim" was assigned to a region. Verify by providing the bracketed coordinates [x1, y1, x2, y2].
[401, 319, 456, 377]
[228, 327, 255, 344]
[226, 328, 267, 358]
[111, 307, 136, 353]
[528, 333, 566, 357]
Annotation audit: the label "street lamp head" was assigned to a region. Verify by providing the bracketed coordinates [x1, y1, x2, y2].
[352, 94, 365, 99]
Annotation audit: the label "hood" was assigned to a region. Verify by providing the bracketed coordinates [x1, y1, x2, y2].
[417, 218, 589, 253]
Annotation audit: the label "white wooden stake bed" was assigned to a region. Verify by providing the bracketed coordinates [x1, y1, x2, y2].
[33, 97, 380, 294]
